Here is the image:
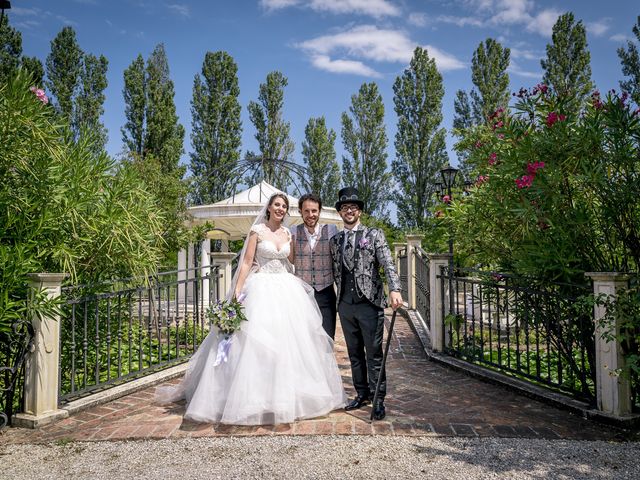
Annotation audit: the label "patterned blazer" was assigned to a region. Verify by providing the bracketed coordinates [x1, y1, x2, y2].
[330, 225, 401, 309]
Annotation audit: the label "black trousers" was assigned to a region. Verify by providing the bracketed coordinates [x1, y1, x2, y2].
[338, 300, 386, 402]
[315, 285, 337, 339]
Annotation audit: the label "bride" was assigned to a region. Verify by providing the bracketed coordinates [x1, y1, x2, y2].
[158, 193, 346, 425]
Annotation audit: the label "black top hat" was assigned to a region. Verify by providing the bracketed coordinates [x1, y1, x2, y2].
[335, 186, 365, 211]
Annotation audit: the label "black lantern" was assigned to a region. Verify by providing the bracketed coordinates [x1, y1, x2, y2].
[440, 165, 459, 191]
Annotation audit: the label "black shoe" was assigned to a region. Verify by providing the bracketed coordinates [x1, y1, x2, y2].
[345, 395, 370, 411]
[372, 402, 386, 420]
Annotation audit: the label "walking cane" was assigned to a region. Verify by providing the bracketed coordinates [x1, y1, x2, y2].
[370, 309, 398, 421]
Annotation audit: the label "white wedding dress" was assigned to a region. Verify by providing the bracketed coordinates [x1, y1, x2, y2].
[158, 224, 346, 425]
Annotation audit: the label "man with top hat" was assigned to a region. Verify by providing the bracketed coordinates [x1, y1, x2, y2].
[292, 193, 339, 339]
[330, 186, 402, 420]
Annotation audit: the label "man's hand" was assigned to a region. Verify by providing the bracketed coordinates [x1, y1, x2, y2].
[389, 291, 403, 310]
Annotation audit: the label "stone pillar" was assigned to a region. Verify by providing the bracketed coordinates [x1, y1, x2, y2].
[585, 272, 633, 417]
[200, 239, 211, 308]
[186, 243, 195, 303]
[429, 254, 452, 353]
[177, 248, 187, 304]
[210, 252, 237, 301]
[393, 243, 405, 276]
[14, 273, 68, 428]
[406, 235, 424, 310]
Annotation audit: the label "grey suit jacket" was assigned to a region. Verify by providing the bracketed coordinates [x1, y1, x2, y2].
[330, 225, 401, 309]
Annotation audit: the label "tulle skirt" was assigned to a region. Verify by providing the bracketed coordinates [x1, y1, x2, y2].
[157, 272, 347, 425]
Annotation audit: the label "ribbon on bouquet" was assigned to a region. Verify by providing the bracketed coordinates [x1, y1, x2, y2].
[213, 335, 233, 366]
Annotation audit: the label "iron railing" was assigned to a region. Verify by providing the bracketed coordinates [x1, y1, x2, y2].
[413, 247, 430, 324]
[439, 267, 596, 403]
[58, 264, 220, 403]
[0, 319, 34, 428]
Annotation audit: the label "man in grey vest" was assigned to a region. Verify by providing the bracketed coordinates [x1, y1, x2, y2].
[293, 193, 339, 339]
[330, 186, 402, 420]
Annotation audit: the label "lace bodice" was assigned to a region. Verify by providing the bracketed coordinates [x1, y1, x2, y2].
[251, 224, 292, 274]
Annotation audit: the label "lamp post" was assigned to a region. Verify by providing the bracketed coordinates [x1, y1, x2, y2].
[440, 164, 459, 258]
[0, 1, 11, 26]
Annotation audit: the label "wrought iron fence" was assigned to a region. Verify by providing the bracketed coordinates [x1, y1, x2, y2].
[439, 267, 596, 403]
[0, 319, 34, 428]
[58, 264, 220, 403]
[398, 247, 408, 302]
[413, 247, 430, 324]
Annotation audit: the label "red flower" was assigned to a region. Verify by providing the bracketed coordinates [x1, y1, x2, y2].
[546, 112, 566, 127]
[474, 141, 483, 148]
[515, 175, 534, 189]
[475, 175, 489, 186]
[488, 152, 497, 165]
[442, 195, 451, 204]
[526, 161, 545, 175]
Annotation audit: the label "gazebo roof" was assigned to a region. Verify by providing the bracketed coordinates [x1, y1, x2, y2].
[187, 181, 343, 240]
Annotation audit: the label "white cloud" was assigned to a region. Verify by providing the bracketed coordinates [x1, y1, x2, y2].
[461, 0, 562, 37]
[10, 7, 40, 16]
[15, 20, 41, 30]
[491, 0, 533, 25]
[408, 12, 428, 27]
[508, 61, 541, 79]
[261, 0, 400, 18]
[311, 55, 382, 77]
[296, 25, 464, 76]
[586, 18, 611, 38]
[610, 33, 634, 43]
[167, 3, 190, 18]
[510, 47, 540, 61]
[524, 9, 562, 37]
[437, 15, 484, 28]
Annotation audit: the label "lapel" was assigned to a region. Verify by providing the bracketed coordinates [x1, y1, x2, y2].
[352, 227, 366, 269]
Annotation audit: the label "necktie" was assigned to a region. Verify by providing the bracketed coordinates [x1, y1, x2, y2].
[344, 231, 355, 271]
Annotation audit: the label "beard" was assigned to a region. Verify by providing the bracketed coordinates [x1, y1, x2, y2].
[303, 217, 318, 229]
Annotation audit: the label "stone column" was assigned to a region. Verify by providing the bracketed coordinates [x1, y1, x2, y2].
[177, 248, 187, 304]
[186, 243, 195, 303]
[393, 243, 405, 276]
[200, 239, 211, 308]
[14, 273, 68, 428]
[585, 272, 632, 417]
[210, 252, 238, 301]
[406, 235, 424, 310]
[429, 254, 452, 353]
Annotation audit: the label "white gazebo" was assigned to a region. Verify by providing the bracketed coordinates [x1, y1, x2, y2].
[179, 181, 343, 302]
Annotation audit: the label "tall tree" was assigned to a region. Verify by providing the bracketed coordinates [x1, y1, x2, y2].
[76, 54, 109, 150]
[45, 27, 82, 121]
[341, 82, 391, 217]
[122, 54, 146, 156]
[121, 44, 185, 174]
[541, 12, 593, 110]
[393, 47, 448, 229]
[45, 26, 108, 149]
[301, 116, 340, 206]
[471, 38, 511, 123]
[0, 16, 44, 87]
[144, 44, 185, 174]
[452, 89, 477, 180]
[618, 16, 640, 106]
[190, 51, 242, 204]
[247, 71, 295, 189]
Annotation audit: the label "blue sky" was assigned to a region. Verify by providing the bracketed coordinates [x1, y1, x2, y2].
[9, 0, 640, 188]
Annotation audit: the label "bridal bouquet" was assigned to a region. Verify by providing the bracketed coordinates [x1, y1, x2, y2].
[207, 297, 247, 336]
[207, 298, 247, 366]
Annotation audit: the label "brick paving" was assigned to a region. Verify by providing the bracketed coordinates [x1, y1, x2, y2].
[0, 311, 626, 445]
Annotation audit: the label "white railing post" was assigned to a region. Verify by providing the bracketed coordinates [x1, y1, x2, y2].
[177, 248, 187, 304]
[406, 235, 424, 310]
[585, 272, 633, 417]
[429, 254, 452, 353]
[14, 273, 68, 428]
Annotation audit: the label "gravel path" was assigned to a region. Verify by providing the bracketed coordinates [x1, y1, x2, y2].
[2, 436, 638, 479]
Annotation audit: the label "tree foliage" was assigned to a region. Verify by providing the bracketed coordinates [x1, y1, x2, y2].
[247, 71, 295, 190]
[341, 82, 391, 217]
[452, 89, 477, 180]
[190, 51, 242, 204]
[541, 12, 593, 111]
[301, 116, 340, 206]
[471, 38, 511, 123]
[618, 15, 640, 106]
[392, 47, 448, 229]
[0, 16, 44, 87]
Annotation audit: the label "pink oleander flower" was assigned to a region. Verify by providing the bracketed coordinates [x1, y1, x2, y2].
[474, 141, 483, 149]
[29, 86, 49, 105]
[497, 133, 505, 139]
[488, 152, 497, 165]
[442, 195, 451, 204]
[475, 175, 489, 186]
[515, 175, 534, 189]
[546, 112, 566, 127]
[533, 83, 548, 95]
[492, 120, 504, 130]
[526, 161, 545, 175]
